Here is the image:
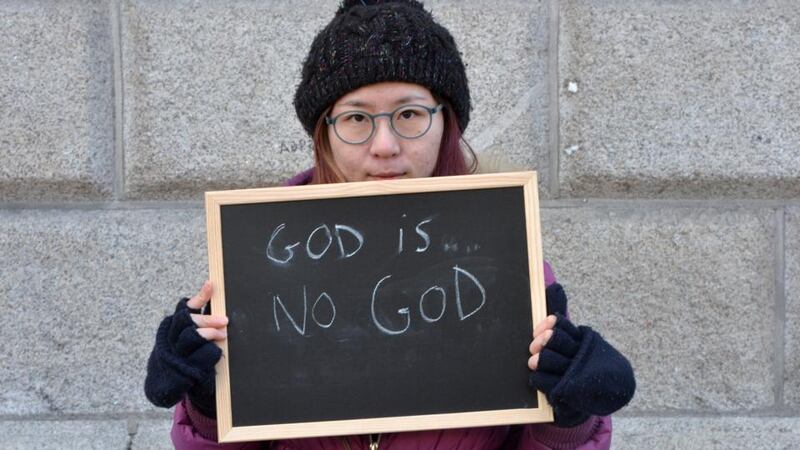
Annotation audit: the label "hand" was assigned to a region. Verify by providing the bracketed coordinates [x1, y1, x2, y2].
[528, 284, 636, 428]
[186, 281, 228, 342]
[144, 281, 228, 418]
[527, 314, 557, 371]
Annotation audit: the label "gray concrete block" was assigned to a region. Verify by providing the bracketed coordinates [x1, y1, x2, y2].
[559, 1, 800, 198]
[541, 206, 776, 411]
[0, 209, 207, 414]
[0, 420, 129, 450]
[431, 0, 551, 196]
[613, 417, 800, 449]
[121, 0, 333, 199]
[786, 207, 800, 406]
[0, 1, 113, 200]
[131, 419, 172, 450]
[122, 0, 551, 199]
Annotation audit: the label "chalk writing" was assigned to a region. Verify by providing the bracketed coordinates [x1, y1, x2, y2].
[369, 265, 486, 336]
[266, 223, 365, 265]
[397, 214, 434, 255]
[419, 286, 446, 323]
[272, 286, 337, 335]
[266, 223, 298, 265]
[415, 218, 432, 252]
[266, 215, 488, 337]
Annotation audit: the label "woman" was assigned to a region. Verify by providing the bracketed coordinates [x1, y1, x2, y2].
[145, 1, 635, 448]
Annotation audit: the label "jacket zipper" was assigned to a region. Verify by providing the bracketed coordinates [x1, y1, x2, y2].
[340, 433, 381, 450]
[369, 433, 381, 450]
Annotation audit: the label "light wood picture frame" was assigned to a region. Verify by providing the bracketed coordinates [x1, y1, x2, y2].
[204, 171, 553, 443]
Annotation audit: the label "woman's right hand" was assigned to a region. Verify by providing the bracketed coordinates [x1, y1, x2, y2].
[144, 281, 228, 417]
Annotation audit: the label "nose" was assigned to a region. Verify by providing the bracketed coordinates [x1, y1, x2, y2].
[368, 116, 400, 158]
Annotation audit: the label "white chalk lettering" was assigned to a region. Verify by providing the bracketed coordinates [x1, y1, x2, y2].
[453, 266, 487, 320]
[311, 292, 336, 328]
[443, 236, 458, 252]
[306, 224, 333, 260]
[397, 213, 407, 254]
[272, 286, 308, 335]
[334, 224, 364, 259]
[419, 286, 446, 323]
[370, 275, 411, 335]
[415, 218, 433, 253]
[398, 227, 404, 254]
[266, 223, 300, 264]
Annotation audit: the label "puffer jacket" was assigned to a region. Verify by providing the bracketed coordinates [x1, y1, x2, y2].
[170, 169, 613, 449]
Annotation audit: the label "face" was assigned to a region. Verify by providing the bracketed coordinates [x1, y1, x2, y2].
[327, 82, 444, 182]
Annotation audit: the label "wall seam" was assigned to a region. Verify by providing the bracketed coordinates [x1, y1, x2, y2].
[0, 201, 204, 211]
[0, 199, 796, 212]
[0, 412, 172, 421]
[616, 409, 800, 419]
[774, 207, 786, 411]
[111, 0, 125, 200]
[548, 0, 561, 199]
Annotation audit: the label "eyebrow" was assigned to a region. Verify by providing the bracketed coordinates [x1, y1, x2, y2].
[339, 95, 429, 108]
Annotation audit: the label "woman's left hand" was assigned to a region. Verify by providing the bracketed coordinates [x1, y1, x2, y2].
[528, 314, 557, 370]
[527, 283, 636, 428]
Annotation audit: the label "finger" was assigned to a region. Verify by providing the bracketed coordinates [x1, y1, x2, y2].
[537, 348, 571, 374]
[529, 370, 560, 394]
[197, 327, 227, 342]
[186, 341, 223, 372]
[528, 329, 553, 355]
[528, 353, 540, 370]
[533, 315, 557, 338]
[187, 280, 213, 310]
[545, 327, 580, 358]
[553, 314, 582, 340]
[545, 283, 568, 316]
[168, 307, 196, 344]
[175, 326, 208, 356]
[191, 313, 228, 329]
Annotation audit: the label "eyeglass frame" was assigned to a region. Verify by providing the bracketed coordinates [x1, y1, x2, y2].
[325, 103, 445, 145]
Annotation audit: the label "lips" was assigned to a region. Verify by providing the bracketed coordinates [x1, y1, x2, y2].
[368, 172, 406, 180]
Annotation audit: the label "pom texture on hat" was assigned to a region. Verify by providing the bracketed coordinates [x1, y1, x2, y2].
[294, 0, 471, 135]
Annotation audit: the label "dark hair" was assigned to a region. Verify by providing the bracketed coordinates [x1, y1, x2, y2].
[431, 103, 477, 177]
[310, 101, 477, 184]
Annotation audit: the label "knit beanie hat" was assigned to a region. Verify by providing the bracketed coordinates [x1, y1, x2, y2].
[293, 0, 471, 135]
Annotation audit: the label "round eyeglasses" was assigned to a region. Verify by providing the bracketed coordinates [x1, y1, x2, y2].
[325, 104, 444, 145]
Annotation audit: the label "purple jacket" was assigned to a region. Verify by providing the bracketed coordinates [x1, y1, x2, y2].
[171, 169, 612, 449]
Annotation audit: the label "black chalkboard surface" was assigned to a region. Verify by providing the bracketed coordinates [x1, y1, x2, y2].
[205, 172, 552, 442]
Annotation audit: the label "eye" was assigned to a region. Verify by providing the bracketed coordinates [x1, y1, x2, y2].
[395, 106, 427, 121]
[342, 112, 368, 123]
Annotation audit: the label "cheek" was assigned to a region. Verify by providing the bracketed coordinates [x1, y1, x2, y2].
[332, 149, 355, 173]
[330, 138, 352, 166]
[424, 124, 445, 166]
[330, 140, 368, 180]
[409, 135, 441, 177]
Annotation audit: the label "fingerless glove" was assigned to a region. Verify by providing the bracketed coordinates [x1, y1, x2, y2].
[531, 284, 636, 427]
[144, 298, 221, 417]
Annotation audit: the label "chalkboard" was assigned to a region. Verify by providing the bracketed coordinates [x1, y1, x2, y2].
[205, 172, 552, 443]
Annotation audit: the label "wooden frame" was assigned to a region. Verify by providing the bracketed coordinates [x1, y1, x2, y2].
[205, 171, 553, 443]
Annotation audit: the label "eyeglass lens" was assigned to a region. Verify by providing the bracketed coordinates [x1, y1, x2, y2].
[334, 105, 433, 144]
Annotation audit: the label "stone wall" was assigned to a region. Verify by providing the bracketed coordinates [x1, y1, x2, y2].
[1, 1, 798, 448]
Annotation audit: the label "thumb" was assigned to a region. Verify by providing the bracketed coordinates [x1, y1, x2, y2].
[186, 281, 213, 310]
[545, 283, 568, 317]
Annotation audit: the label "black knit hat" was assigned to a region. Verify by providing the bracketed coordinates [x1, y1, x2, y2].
[293, 0, 471, 135]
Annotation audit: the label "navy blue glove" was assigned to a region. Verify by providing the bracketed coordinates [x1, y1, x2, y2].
[530, 284, 636, 427]
[144, 298, 221, 417]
